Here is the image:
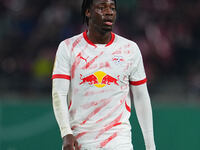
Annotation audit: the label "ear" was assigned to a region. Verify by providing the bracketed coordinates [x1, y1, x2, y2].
[85, 9, 91, 18]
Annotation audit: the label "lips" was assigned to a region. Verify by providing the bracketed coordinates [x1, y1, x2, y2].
[104, 21, 113, 26]
[103, 18, 114, 26]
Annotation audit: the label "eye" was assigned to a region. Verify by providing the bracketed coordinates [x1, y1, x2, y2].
[111, 7, 116, 11]
[98, 6, 105, 10]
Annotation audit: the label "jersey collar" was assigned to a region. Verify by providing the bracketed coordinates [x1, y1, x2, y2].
[83, 30, 115, 48]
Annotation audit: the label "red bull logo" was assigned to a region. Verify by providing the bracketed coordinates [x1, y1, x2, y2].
[80, 71, 119, 88]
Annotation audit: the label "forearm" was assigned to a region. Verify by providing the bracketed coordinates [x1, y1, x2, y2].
[131, 83, 156, 150]
[52, 79, 73, 138]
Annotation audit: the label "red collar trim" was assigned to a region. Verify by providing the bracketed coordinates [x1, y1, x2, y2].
[105, 32, 115, 47]
[83, 31, 97, 48]
[83, 30, 115, 48]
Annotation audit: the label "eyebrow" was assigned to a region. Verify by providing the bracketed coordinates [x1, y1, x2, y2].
[95, 1, 115, 5]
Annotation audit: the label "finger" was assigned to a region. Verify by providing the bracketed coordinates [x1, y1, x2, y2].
[63, 145, 74, 150]
[74, 140, 79, 150]
[78, 145, 81, 150]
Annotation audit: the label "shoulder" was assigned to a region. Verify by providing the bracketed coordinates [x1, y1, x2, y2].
[114, 33, 141, 54]
[60, 32, 84, 48]
[56, 32, 84, 55]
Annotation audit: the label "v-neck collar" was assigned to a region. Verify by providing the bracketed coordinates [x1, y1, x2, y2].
[83, 30, 115, 48]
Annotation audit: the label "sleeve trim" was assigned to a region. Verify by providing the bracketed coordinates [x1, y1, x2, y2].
[52, 74, 71, 80]
[130, 78, 147, 86]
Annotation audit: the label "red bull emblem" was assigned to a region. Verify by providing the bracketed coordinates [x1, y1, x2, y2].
[80, 71, 119, 88]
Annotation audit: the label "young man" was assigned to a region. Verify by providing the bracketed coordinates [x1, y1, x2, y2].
[52, 0, 156, 150]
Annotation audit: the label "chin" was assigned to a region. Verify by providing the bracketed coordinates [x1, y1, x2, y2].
[102, 26, 113, 32]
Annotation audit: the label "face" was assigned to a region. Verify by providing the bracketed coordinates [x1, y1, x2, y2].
[86, 0, 117, 32]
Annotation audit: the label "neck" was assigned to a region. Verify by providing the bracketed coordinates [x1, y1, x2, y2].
[87, 27, 112, 44]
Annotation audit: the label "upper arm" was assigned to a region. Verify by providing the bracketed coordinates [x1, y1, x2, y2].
[52, 41, 71, 80]
[129, 43, 147, 86]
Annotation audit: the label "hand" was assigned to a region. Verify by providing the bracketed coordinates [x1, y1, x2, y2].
[62, 134, 80, 150]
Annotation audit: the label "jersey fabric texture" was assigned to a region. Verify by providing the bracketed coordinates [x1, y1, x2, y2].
[52, 31, 147, 149]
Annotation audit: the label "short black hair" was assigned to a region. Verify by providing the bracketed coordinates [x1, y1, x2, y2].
[81, 0, 117, 25]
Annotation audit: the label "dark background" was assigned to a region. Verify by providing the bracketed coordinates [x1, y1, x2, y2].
[0, 0, 200, 149]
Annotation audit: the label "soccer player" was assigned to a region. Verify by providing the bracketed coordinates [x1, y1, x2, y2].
[52, 0, 156, 149]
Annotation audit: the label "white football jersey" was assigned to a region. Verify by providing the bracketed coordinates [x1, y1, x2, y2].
[52, 31, 147, 149]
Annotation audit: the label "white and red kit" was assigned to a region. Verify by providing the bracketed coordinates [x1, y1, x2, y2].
[52, 31, 147, 149]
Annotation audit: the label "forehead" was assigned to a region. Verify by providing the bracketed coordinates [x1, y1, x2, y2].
[92, 0, 115, 5]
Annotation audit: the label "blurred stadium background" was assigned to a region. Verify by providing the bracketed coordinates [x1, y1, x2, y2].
[0, 0, 200, 149]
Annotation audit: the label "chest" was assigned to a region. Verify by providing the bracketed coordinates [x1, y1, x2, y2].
[70, 46, 133, 87]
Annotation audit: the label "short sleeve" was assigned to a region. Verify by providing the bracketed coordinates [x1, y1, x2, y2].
[129, 44, 147, 86]
[52, 41, 71, 80]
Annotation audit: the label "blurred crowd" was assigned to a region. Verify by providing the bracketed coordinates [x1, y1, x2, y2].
[0, 0, 199, 100]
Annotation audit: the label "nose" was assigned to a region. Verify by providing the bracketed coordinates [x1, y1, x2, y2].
[104, 7, 114, 16]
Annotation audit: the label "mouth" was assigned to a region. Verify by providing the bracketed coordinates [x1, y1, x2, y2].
[104, 21, 113, 26]
[103, 19, 113, 26]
